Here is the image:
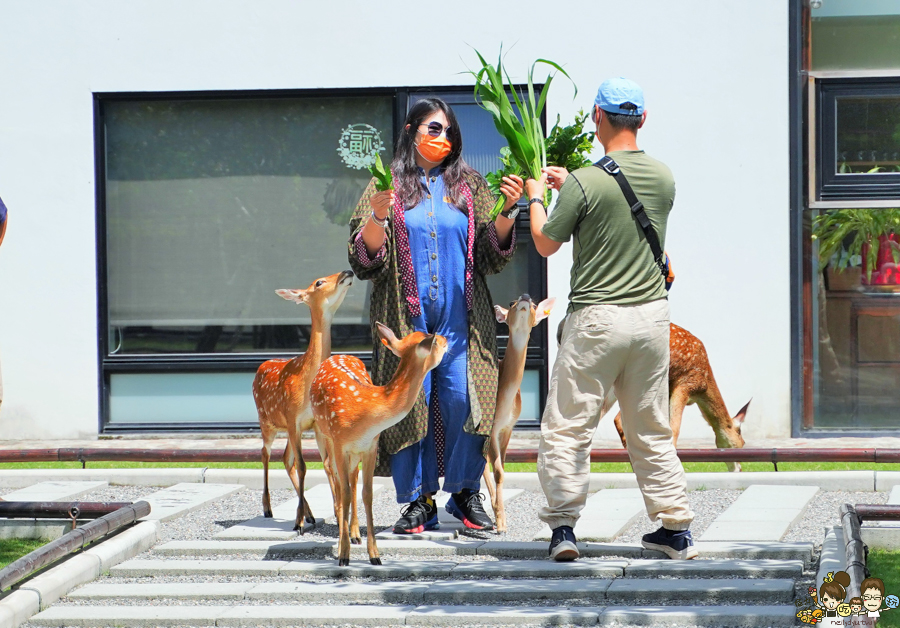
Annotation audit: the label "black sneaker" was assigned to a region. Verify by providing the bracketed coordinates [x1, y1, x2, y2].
[641, 526, 698, 560]
[445, 489, 494, 530]
[548, 525, 579, 561]
[392, 495, 439, 534]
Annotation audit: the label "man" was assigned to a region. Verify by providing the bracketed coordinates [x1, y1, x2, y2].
[525, 77, 695, 561]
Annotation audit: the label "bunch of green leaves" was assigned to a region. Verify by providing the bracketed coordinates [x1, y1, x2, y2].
[545, 109, 595, 171]
[368, 153, 393, 192]
[484, 147, 524, 207]
[469, 48, 574, 219]
[812, 207, 900, 281]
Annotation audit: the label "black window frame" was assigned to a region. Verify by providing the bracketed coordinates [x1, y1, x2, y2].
[94, 86, 548, 433]
[817, 77, 900, 201]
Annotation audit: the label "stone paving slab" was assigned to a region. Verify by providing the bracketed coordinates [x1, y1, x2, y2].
[154, 538, 482, 557]
[624, 558, 805, 579]
[595, 605, 798, 627]
[450, 559, 627, 578]
[889, 485, 900, 504]
[605, 577, 795, 604]
[422, 578, 613, 603]
[279, 559, 459, 578]
[0, 519, 72, 540]
[141, 482, 244, 522]
[110, 559, 290, 577]
[817, 526, 846, 591]
[30, 605, 222, 627]
[406, 605, 600, 626]
[68, 582, 252, 601]
[244, 581, 430, 603]
[533, 489, 646, 542]
[217, 604, 414, 627]
[875, 471, 900, 492]
[700, 484, 818, 541]
[0, 480, 108, 502]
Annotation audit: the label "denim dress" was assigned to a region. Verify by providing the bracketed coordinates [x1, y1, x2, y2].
[389, 168, 487, 502]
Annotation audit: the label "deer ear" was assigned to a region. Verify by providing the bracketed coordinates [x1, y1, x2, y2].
[533, 297, 556, 326]
[276, 289, 308, 304]
[376, 322, 401, 356]
[416, 334, 436, 359]
[494, 305, 509, 324]
[733, 399, 751, 426]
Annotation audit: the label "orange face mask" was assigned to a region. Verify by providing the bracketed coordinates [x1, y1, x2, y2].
[416, 135, 452, 163]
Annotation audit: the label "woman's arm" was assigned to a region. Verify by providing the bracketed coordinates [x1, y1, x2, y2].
[348, 178, 393, 282]
[493, 174, 523, 249]
[472, 177, 517, 277]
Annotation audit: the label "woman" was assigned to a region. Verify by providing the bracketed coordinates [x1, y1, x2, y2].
[348, 97, 523, 533]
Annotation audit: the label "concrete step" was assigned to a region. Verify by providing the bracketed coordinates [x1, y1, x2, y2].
[152, 538, 814, 564]
[31, 604, 800, 627]
[533, 489, 645, 542]
[141, 482, 244, 523]
[699, 484, 818, 542]
[68, 577, 795, 605]
[110, 557, 804, 579]
[0, 480, 108, 501]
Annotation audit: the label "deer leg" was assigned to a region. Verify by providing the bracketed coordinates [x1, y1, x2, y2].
[349, 464, 361, 545]
[483, 435, 499, 513]
[613, 412, 627, 449]
[335, 458, 353, 567]
[494, 428, 513, 534]
[261, 427, 275, 518]
[316, 431, 339, 520]
[362, 447, 381, 565]
[668, 387, 690, 449]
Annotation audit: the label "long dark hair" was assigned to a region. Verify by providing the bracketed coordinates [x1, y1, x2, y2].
[392, 97, 483, 211]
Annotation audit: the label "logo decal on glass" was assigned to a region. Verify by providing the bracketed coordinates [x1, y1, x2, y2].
[337, 124, 385, 170]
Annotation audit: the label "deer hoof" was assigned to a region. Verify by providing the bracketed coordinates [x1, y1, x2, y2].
[305, 515, 316, 525]
[370, 557, 382, 565]
[263, 510, 273, 519]
[338, 557, 349, 567]
[294, 522, 305, 533]
[351, 536, 362, 545]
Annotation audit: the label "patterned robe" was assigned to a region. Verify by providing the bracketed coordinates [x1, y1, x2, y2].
[348, 175, 516, 475]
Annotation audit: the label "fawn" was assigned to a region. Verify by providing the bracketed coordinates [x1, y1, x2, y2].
[607, 323, 750, 472]
[311, 323, 447, 566]
[252, 270, 354, 531]
[483, 294, 555, 533]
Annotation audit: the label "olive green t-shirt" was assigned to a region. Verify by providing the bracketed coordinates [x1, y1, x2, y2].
[542, 150, 674, 311]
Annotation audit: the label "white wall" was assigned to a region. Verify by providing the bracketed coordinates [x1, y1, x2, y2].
[0, 0, 790, 441]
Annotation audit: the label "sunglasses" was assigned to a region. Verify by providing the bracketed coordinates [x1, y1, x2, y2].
[418, 121, 452, 138]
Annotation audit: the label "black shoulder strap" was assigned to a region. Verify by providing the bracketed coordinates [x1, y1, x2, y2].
[594, 156, 667, 277]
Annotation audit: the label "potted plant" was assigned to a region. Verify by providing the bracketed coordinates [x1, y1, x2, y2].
[813, 207, 900, 291]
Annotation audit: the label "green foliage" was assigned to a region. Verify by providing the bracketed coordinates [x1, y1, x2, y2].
[812, 207, 900, 282]
[367, 153, 393, 192]
[865, 550, 900, 627]
[545, 110, 595, 171]
[469, 47, 575, 219]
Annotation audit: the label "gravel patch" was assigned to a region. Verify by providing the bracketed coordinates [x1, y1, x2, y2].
[782, 489, 889, 543]
[616, 488, 741, 543]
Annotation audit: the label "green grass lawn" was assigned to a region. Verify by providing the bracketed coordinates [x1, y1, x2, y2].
[865, 550, 900, 627]
[0, 538, 47, 569]
[0, 460, 897, 473]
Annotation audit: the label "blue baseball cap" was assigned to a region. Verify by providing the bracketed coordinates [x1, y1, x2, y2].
[595, 77, 644, 116]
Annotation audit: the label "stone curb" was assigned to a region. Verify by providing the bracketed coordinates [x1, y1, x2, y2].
[0, 469, 892, 490]
[0, 520, 159, 627]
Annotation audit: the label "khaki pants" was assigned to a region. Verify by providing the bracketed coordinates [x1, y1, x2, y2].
[538, 299, 694, 531]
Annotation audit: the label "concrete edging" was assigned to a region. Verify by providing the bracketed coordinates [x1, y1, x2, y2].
[0, 520, 159, 627]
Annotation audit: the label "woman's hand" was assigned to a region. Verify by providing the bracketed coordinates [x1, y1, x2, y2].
[370, 190, 395, 219]
[500, 174, 524, 211]
[542, 166, 569, 191]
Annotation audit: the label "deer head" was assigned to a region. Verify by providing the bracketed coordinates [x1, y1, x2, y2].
[276, 270, 354, 321]
[494, 294, 556, 349]
[376, 322, 447, 374]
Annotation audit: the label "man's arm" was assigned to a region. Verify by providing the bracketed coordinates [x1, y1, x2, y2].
[525, 171, 572, 258]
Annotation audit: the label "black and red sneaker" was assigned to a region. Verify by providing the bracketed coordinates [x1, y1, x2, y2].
[392, 495, 439, 534]
[445, 489, 494, 531]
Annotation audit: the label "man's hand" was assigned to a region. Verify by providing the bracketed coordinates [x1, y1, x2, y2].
[525, 173, 547, 201]
[542, 166, 569, 191]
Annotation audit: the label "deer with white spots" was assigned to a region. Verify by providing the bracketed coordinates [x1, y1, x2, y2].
[252, 270, 354, 531]
[311, 323, 447, 566]
[606, 323, 750, 472]
[484, 294, 555, 533]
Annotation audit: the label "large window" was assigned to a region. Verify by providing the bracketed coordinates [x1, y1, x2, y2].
[96, 88, 547, 431]
[794, 0, 900, 435]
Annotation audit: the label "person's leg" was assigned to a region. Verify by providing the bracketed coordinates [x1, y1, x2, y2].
[390, 371, 440, 503]
[615, 300, 694, 556]
[437, 346, 484, 495]
[538, 305, 627, 530]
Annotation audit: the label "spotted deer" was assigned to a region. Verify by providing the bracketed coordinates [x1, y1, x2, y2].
[311, 323, 447, 566]
[252, 270, 354, 531]
[483, 294, 555, 533]
[608, 323, 750, 472]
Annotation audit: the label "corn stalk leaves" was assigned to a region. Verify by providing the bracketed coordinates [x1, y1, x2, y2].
[368, 153, 393, 192]
[468, 47, 574, 219]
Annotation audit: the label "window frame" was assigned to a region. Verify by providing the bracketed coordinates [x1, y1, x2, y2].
[816, 77, 900, 201]
[94, 86, 548, 433]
